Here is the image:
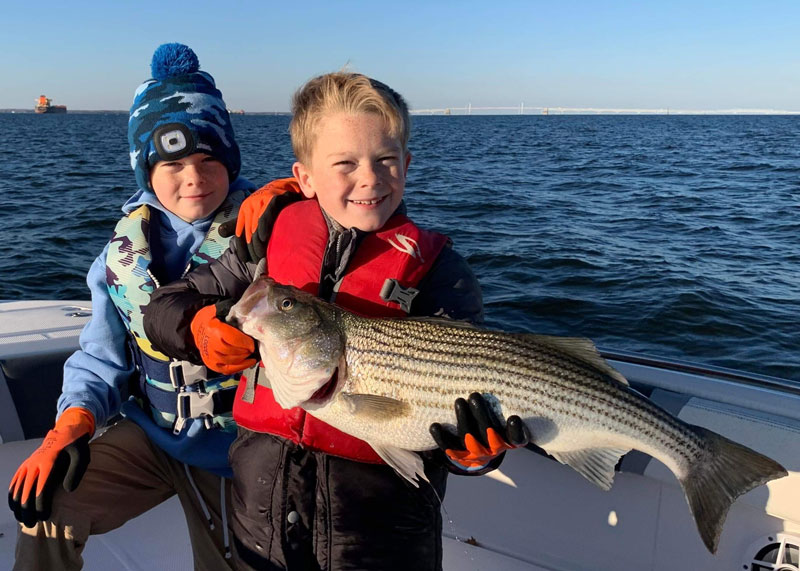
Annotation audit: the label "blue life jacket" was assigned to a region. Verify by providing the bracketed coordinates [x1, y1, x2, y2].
[105, 190, 246, 475]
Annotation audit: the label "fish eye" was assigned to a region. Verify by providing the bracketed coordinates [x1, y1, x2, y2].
[280, 297, 295, 311]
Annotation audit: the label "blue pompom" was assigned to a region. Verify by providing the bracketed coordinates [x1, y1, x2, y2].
[150, 43, 200, 80]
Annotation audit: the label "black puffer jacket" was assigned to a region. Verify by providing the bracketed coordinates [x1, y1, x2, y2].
[144, 197, 484, 570]
[229, 430, 449, 571]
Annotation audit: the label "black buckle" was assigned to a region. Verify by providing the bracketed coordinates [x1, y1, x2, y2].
[379, 279, 419, 313]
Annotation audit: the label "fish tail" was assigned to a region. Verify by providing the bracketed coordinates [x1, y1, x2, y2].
[682, 426, 787, 554]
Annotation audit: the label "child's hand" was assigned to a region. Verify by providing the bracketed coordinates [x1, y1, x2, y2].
[220, 178, 304, 265]
[430, 393, 530, 471]
[191, 304, 258, 374]
[8, 407, 94, 527]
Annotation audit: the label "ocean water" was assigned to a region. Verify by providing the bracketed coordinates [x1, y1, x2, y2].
[0, 113, 797, 380]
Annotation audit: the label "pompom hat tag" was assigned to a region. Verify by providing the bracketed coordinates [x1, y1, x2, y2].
[127, 43, 241, 191]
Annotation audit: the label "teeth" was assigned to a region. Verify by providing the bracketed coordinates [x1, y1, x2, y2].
[351, 198, 382, 205]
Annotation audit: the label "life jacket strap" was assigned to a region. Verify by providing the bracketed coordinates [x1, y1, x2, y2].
[131, 349, 237, 432]
[138, 353, 223, 387]
[241, 366, 260, 404]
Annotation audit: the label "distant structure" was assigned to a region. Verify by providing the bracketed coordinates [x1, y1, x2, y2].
[410, 105, 800, 116]
[35, 95, 67, 114]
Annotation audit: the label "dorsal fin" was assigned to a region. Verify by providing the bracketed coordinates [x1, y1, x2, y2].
[404, 316, 479, 329]
[518, 334, 629, 385]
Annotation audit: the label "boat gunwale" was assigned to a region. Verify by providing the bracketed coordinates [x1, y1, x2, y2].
[602, 347, 800, 397]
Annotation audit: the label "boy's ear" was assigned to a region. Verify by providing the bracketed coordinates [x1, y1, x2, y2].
[404, 151, 412, 177]
[292, 162, 316, 199]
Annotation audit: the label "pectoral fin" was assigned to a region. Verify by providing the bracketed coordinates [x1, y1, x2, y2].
[550, 447, 630, 491]
[343, 394, 410, 420]
[371, 444, 429, 487]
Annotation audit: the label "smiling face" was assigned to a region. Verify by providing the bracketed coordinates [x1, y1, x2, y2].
[292, 112, 411, 232]
[150, 153, 229, 222]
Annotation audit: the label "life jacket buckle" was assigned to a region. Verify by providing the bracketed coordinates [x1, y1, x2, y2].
[169, 361, 208, 389]
[379, 279, 419, 314]
[173, 389, 218, 434]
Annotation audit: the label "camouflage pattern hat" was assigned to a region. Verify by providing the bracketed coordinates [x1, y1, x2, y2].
[128, 43, 241, 191]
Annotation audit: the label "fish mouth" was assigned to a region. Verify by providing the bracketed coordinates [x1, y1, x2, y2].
[303, 368, 339, 407]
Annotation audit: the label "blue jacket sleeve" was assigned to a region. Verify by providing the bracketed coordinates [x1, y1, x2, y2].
[57, 244, 133, 427]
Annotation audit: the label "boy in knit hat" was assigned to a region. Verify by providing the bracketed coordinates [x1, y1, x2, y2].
[8, 43, 254, 570]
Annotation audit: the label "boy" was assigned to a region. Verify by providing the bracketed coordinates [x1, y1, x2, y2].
[144, 72, 529, 570]
[8, 43, 254, 570]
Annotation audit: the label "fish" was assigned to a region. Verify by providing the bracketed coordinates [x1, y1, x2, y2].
[227, 276, 788, 554]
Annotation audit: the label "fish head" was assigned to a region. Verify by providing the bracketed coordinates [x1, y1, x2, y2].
[228, 277, 344, 410]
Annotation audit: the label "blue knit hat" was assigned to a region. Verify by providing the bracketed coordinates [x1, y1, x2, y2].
[128, 43, 241, 191]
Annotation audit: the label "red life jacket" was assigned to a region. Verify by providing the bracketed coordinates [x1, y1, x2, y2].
[233, 199, 448, 463]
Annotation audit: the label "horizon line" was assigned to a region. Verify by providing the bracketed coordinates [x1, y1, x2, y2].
[3, 106, 800, 116]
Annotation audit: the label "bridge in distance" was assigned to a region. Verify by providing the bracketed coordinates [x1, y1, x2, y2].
[410, 104, 800, 115]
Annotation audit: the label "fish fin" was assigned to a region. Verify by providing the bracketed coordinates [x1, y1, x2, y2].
[519, 334, 629, 386]
[253, 258, 266, 281]
[370, 444, 429, 488]
[405, 316, 478, 329]
[550, 447, 630, 491]
[485, 468, 517, 488]
[343, 394, 410, 419]
[681, 426, 787, 554]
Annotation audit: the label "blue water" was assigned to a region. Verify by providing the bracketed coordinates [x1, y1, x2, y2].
[0, 113, 798, 380]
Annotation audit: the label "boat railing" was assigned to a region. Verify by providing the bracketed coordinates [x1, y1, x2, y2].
[601, 347, 800, 397]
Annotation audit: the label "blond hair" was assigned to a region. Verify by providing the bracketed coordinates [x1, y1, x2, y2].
[290, 72, 410, 164]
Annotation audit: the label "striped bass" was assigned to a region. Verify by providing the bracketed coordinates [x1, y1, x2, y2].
[228, 276, 787, 554]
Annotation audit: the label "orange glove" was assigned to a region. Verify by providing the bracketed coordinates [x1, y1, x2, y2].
[430, 393, 530, 471]
[219, 178, 304, 265]
[191, 304, 257, 374]
[8, 407, 95, 526]
[235, 177, 302, 242]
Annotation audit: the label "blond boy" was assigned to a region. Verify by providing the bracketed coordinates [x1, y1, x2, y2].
[144, 72, 528, 570]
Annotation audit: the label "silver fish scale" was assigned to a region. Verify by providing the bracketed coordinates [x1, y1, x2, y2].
[333, 313, 704, 463]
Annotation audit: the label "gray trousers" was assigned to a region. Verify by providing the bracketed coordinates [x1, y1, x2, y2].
[13, 419, 233, 571]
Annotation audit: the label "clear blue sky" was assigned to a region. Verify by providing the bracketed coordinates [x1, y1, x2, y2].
[3, 0, 799, 112]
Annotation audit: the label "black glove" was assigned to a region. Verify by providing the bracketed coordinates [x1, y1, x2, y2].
[430, 393, 530, 475]
[9, 434, 91, 527]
